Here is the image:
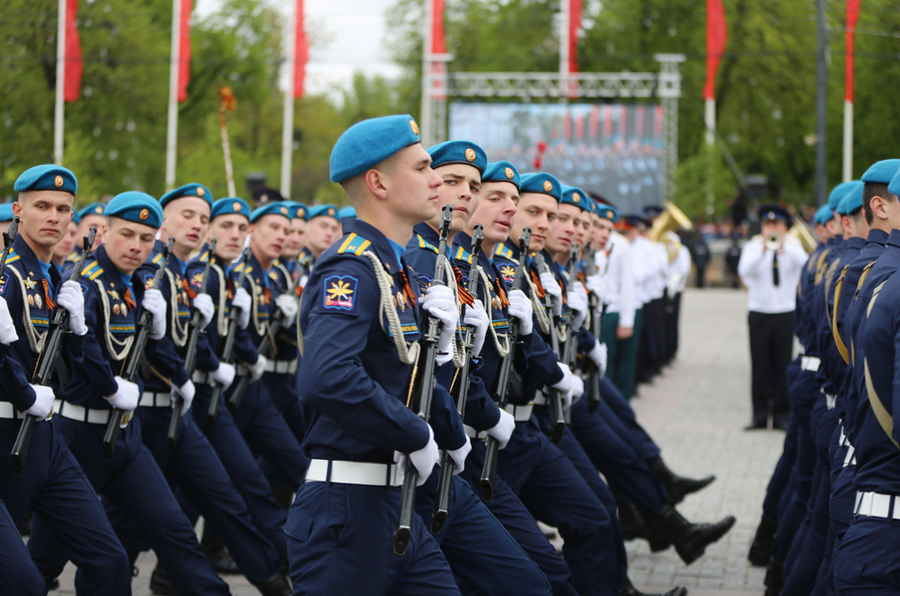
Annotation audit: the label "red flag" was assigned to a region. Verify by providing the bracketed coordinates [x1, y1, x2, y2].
[568, 0, 581, 75]
[432, 0, 446, 54]
[563, 110, 572, 141]
[636, 105, 645, 139]
[845, 0, 861, 102]
[293, 0, 308, 99]
[574, 113, 584, 141]
[654, 105, 663, 137]
[703, 0, 728, 100]
[177, 0, 192, 103]
[63, 0, 82, 102]
[602, 106, 612, 139]
[589, 106, 599, 141]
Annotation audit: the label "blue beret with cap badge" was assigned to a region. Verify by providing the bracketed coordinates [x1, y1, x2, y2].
[482, 161, 521, 189]
[160, 183, 213, 209]
[211, 197, 251, 221]
[329, 114, 422, 183]
[14, 164, 78, 195]
[105, 191, 164, 229]
[427, 140, 488, 174]
[560, 184, 591, 213]
[519, 172, 562, 202]
[250, 201, 292, 224]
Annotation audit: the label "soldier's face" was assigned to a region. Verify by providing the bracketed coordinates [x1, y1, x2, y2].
[593, 216, 613, 249]
[14, 190, 74, 249]
[281, 218, 306, 259]
[103, 217, 158, 275]
[546, 204, 581, 256]
[469, 182, 518, 246]
[53, 221, 79, 261]
[509, 193, 557, 253]
[79, 214, 106, 252]
[162, 197, 210, 254]
[306, 216, 339, 258]
[378, 144, 442, 225]
[249, 215, 288, 261]
[432, 164, 481, 234]
[209, 214, 249, 262]
[576, 211, 591, 248]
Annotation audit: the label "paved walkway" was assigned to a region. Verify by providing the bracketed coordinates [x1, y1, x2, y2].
[48, 287, 776, 595]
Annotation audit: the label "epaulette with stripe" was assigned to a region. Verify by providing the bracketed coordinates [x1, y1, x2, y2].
[65, 250, 80, 263]
[4, 249, 19, 265]
[152, 252, 165, 265]
[454, 245, 473, 265]
[337, 233, 371, 256]
[234, 262, 253, 275]
[494, 243, 515, 262]
[417, 234, 439, 254]
[82, 261, 104, 281]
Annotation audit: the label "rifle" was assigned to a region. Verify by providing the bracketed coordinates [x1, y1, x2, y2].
[394, 204, 452, 556]
[561, 244, 580, 368]
[533, 252, 566, 445]
[586, 243, 613, 414]
[207, 246, 251, 429]
[0, 217, 18, 280]
[227, 286, 285, 413]
[431, 224, 483, 534]
[11, 227, 96, 476]
[102, 238, 175, 460]
[165, 239, 217, 453]
[480, 227, 531, 502]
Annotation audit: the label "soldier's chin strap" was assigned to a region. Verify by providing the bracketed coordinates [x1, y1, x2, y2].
[360, 250, 419, 365]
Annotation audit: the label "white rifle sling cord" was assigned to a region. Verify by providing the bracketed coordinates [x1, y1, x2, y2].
[92, 277, 133, 361]
[7, 267, 46, 354]
[435, 255, 466, 368]
[524, 268, 553, 336]
[164, 268, 189, 348]
[476, 265, 510, 358]
[360, 250, 420, 365]
[245, 274, 268, 338]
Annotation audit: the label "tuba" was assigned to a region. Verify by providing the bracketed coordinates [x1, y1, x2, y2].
[787, 216, 817, 254]
[648, 201, 693, 264]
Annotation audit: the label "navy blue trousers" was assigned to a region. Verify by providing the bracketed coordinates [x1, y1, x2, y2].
[761, 359, 803, 521]
[264, 370, 307, 441]
[834, 517, 900, 594]
[0, 497, 47, 596]
[598, 376, 660, 462]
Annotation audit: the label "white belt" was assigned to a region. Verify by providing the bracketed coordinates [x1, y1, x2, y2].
[305, 459, 402, 487]
[263, 359, 298, 375]
[854, 491, 900, 519]
[140, 392, 172, 408]
[825, 393, 836, 410]
[532, 393, 548, 406]
[0, 399, 63, 420]
[192, 370, 213, 385]
[464, 425, 487, 440]
[801, 356, 821, 372]
[844, 445, 857, 468]
[839, 426, 848, 447]
[58, 401, 110, 425]
[504, 403, 533, 422]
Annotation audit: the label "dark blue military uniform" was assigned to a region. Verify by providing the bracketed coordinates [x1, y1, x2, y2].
[0, 496, 43, 596]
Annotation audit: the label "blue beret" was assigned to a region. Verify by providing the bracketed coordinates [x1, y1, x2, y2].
[888, 168, 900, 198]
[427, 140, 488, 175]
[482, 161, 520, 189]
[250, 202, 292, 224]
[160, 183, 213, 209]
[14, 164, 78, 195]
[836, 181, 864, 216]
[0, 204, 13, 223]
[759, 204, 792, 227]
[77, 203, 106, 220]
[643, 205, 664, 218]
[279, 201, 308, 221]
[861, 159, 900, 185]
[211, 197, 251, 221]
[827, 181, 857, 211]
[560, 185, 591, 213]
[105, 191, 163, 229]
[71, 209, 81, 225]
[308, 204, 339, 220]
[338, 206, 356, 220]
[330, 114, 422, 183]
[519, 173, 561, 202]
[596, 203, 619, 223]
[814, 205, 834, 225]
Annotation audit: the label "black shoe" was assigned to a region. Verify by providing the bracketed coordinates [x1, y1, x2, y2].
[744, 421, 767, 431]
[764, 559, 783, 596]
[748, 515, 777, 566]
[649, 505, 736, 565]
[256, 572, 292, 596]
[47, 578, 60, 591]
[618, 577, 688, 596]
[19, 511, 32, 536]
[649, 457, 716, 505]
[772, 419, 789, 431]
[149, 563, 174, 596]
[615, 493, 650, 541]
[206, 545, 241, 575]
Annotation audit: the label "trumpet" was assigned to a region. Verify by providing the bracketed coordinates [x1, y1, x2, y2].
[765, 233, 783, 251]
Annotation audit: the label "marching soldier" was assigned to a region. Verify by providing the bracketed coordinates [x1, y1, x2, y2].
[76, 202, 106, 254]
[300, 203, 340, 267]
[52, 206, 80, 276]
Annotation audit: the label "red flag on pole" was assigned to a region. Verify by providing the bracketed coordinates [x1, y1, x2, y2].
[568, 0, 581, 75]
[63, 0, 82, 102]
[177, 0, 192, 102]
[845, 0, 860, 102]
[703, 0, 728, 100]
[293, 0, 308, 99]
[432, 0, 446, 54]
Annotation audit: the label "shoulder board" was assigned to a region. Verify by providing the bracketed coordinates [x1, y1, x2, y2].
[200, 251, 210, 263]
[65, 250, 80, 263]
[234, 263, 253, 275]
[273, 258, 281, 267]
[82, 261, 104, 281]
[337, 233, 371, 257]
[5, 249, 19, 265]
[298, 252, 311, 266]
[152, 252, 165, 265]
[454, 245, 473, 265]
[268, 270, 280, 282]
[495, 244, 514, 260]
[417, 234, 439, 254]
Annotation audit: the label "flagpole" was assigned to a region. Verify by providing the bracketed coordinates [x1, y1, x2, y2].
[843, 101, 853, 182]
[559, 0, 569, 98]
[280, 0, 297, 198]
[54, 0, 67, 165]
[165, 0, 182, 193]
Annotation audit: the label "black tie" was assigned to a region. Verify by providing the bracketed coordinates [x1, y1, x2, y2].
[772, 251, 780, 287]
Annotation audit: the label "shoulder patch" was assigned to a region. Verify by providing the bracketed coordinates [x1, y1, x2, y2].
[0, 271, 8, 296]
[322, 275, 358, 312]
[454, 245, 473, 265]
[337, 233, 371, 257]
[143, 272, 156, 289]
[190, 272, 204, 289]
[495, 244, 513, 260]
[499, 264, 517, 284]
[417, 234, 439, 254]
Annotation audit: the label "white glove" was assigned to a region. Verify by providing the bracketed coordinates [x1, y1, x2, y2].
[421, 284, 460, 367]
[192, 293, 215, 329]
[249, 355, 267, 381]
[275, 293, 298, 320]
[585, 273, 606, 299]
[394, 425, 440, 487]
[57, 280, 87, 336]
[589, 341, 608, 378]
[463, 300, 489, 358]
[232, 287, 252, 330]
[0, 297, 17, 345]
[173, 380, 195, 416]
[142, 288, 167, 340]
[26, 384, 55, 419]
[507, 289, 533, 336]
[447, 435, 472, 475]
[568, 283, 588, 331]
[487, 409, 516, 450]
[106, 376, 139, 412]
[568, 374, 585, 406]
[211, 362, 236, 389]
[551, 362, 583, 411]
[539, 271, 563, 316]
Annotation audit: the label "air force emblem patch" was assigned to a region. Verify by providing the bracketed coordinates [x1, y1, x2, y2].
[323, 275, 358, 311]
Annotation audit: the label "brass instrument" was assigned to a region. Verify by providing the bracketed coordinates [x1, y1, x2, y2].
[788, 216, 817, 254]
[648, 201, 693, 264]
[765, 233, 783, 251]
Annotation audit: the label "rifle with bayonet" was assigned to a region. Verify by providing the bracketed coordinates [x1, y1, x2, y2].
[11, 226, 96, 476]
[394, 204, 453, 555]
[480, 227, 530, 502]
[207, 246, 251, 429]
[102, 238, 175, 460]
[431, 224, 483, 534]
[165, 239, 217, 453]
[533, 252, 566, 445]
[561, 244, 580, 368]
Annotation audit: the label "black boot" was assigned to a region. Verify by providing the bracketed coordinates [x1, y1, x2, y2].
[748, 514, 777, 566]
[618, 577, 689, 596]
[764, 559, 782, 596]
[255, 572, 292, 596]
[615, 493, 650, 541]
[201, 524, 241, 574]
[149, 563, 174, 596]
[649, 457, 716, 505]
[648, 505, 736, 565]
